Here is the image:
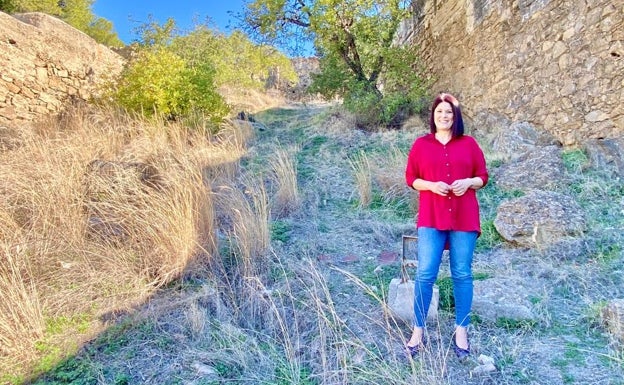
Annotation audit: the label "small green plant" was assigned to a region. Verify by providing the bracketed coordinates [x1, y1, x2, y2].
[367, 192, 413, 221]
[495, 317, 537, 331]
[436, 273, 489, 311]
[271, 220, 292, 243]
[476, 219, 504, 252]
[436, 276, 454, 311]
[360, 264, 401, 298]
[31, 356, 100, 385]
[274, 364, 317, 385]
[590, 241, 622, 265]
[562, 148, 589, 172]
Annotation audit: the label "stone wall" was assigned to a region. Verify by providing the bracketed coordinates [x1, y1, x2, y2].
[0, 12, 124, 126]
[397, 0, 623, 146]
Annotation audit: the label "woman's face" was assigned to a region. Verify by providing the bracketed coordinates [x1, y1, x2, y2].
[434, 101, 454, 132]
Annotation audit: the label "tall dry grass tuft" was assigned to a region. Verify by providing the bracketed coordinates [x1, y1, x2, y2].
[0, 103, 246, 378]
[350, 151, 373, 207]
[269, 146, 301, 217]
[215, 176, 271, 277]
[0, 246, 44, 367]
[371, 146, 410, 201]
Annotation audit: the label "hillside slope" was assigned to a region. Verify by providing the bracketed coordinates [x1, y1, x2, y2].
[28, 104, 624, 385]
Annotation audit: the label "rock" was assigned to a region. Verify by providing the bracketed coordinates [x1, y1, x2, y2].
[0, 12, 124, 125]
[491, 122, 559, 161]
[472, 277, 537, 322]
[494, 145, 567, 191]
[471, 362, 497, 375]
[387, 278, 439, 324]
[478, 354, 496, 365]
[584, 137, 624, 177]
[494, 190, 586, 248]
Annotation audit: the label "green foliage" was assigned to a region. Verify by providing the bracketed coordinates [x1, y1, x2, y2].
[0, 0, 18, 13]
[271, 220, 292, 243]
[367, 192, 413, 221]
[31, 356, 99, 385]
[562, 148, 590, 173]
[110, 20, 230, 123]
[1, 0, 123, 47]
[243, 0, 431, 129]
[476, 219, 504, 252]
[172, 27, 297, 91]
[110, 18, 297, 122]
[360, 263, 401, 298]
[274, 364, 317, 385]
[436, 276, 454, 311]
[436, 272, 490, 311]
[495, 317, 538, 331]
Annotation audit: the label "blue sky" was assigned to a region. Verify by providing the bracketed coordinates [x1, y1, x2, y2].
[93, 0, 247, 44]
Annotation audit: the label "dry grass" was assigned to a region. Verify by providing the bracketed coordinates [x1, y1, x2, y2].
[350, 151, 373, 207]
[7, 103, 624, 385]
[0, 104, 249, 379]
[269, 146, 301, 217]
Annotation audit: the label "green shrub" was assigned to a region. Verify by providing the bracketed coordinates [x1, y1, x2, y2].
[111, 48, 229, 123]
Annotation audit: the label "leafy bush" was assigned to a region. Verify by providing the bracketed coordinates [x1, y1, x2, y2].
[111, 47, 229, 123]
[171, 27, 298, 91]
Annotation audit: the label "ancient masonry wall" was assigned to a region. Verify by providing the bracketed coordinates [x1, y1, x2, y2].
[0, 12, 124, 126]
[398, 0, 623, 145]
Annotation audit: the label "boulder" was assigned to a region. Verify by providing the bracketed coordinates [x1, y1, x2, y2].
[472, 277, 537, 322]
[387, 279, 439, 325]
[491, 121, 560, 161]
[494, 190, 586, 248]
[584, 137, 624, 178]
[494, 145, 568, 191]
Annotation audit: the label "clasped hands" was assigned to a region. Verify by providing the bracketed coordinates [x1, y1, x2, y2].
[431, 178, 473, 197]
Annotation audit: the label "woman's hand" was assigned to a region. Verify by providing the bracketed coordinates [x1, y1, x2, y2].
[430, 181, 452, 196]
[450, 178, 474, 196]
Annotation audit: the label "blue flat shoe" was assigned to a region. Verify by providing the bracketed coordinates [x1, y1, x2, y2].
[405, 338, 427, 358]
[452, 334, 470, 361]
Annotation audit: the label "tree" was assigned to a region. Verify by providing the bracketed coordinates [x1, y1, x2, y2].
[241, 0, 431, 128]
[172, 28, 298, 91]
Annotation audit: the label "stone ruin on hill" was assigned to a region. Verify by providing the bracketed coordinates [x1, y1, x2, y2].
[0, 12, 125, 127]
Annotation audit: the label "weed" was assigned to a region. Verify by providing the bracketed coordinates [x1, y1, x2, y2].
[274, 364, 317, 385]
[359, 263, 401, 298]
[436, 273, 489, 311]
[436, 276, 454, 311]
[253, 108, 302, 132]
[562, 148, 589, 172]
[31, 356, 99, 385]
[495, 317, 537, 331]
[368, 192, 413, 221]
[271, 220, 293, 243]
[476, 219, 504, 252]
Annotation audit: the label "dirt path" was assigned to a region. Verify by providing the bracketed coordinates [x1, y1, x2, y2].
[30, 103, 624, 385]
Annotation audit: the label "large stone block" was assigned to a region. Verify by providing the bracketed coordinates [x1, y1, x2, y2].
[387, 278, 439, 325]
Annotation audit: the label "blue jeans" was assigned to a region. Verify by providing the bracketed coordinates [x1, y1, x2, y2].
[413, 227, 478, 328]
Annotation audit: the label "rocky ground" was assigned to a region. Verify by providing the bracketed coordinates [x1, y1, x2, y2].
[30, 103, 624, 385]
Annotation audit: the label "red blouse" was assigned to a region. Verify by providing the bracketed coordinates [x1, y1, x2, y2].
[405, 133, 489, 233]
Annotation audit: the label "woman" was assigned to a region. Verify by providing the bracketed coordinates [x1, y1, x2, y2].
[404, 93, 488, 360]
